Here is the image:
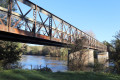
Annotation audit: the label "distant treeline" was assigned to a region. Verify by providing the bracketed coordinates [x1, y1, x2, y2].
[23, 45, 68, 57]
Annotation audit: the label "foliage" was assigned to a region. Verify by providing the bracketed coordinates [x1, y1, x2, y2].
[42, 46, 51, 56]
[7, 62, 24, 69]
[112, 39, 120, 74]
[104, 30, 120, 74]
[0, 64, 3, 71]
[37, 67, 52, 72]
[70, 36, 88, 53]
[0, 40, 24, 69]
[21, 44, 28, 55]
[42, 46, 68, 57]
[0, 0, 16, 11]
[23, 45, 68, 57]
[0, 0, 22, 28]
[103, 41, 115, 53]
[23, 45, 65, 57]
[60, 48, 68, 57]
[93, 59, 106, 72]
[42, 46, 61, 57]
[25, 46, 43, 55]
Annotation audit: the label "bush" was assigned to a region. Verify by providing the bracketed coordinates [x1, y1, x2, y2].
[36, 67, 52, 72]
[0, 41, 24, 69]
[0, 66, 3, 71]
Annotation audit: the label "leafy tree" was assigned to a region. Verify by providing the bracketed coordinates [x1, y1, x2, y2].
[60, 48, 68, 57]
[21, 43, 28, 54]
[0, 41, 24, 69]
[111, 31, 120, 74]
[42, 46, 50, 56]
[0, 0, 16, 11]
[104, 31, 120, 74]
[25, 46, 43, 55]
[70, 36, 88, 53]
[42, 46, 68, 57]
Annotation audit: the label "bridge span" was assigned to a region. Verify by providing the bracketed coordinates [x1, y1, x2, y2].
[0, 0, 107, 51]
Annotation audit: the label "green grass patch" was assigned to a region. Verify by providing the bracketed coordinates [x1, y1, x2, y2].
[0, 70, 120, 80]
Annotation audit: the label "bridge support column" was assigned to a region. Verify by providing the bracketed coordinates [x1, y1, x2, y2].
[84, 49, 94, 66]
[98, 52, 109, 67]
[86, 49, 94, 66]
[67, 50, 70, 66]
[68, 49, 94, 67]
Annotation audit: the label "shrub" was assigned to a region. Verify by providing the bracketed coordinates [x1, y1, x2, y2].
[36, 67, 52, 72]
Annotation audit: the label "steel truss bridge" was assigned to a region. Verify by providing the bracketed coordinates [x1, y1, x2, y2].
[0, 0, 107, 51]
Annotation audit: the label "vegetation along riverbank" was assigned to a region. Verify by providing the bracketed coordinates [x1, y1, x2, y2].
[24, 45, 68, 58]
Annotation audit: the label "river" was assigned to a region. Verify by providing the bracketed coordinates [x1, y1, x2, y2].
[19, 55, 68, 72]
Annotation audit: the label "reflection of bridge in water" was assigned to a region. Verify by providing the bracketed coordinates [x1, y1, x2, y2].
[0, 0, 107, 51]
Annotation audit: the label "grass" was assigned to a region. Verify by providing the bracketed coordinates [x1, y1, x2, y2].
[0, 70, 120, 80]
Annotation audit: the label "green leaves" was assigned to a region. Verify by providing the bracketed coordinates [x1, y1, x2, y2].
[0, 0, 16, 11]
[104, 30, 120, 74]
[0, 40, 24, 68]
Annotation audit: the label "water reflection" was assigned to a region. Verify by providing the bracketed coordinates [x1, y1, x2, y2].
[19, 55, 68, 72]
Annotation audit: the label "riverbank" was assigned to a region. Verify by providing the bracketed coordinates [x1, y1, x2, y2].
[0, 70, 120, 80]
[25, 45, 68, 58]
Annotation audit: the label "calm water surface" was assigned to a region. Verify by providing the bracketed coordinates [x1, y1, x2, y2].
[19, 55, 68, 72]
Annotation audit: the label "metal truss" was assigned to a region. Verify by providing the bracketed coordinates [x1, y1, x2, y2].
[0, 0, 107, 51]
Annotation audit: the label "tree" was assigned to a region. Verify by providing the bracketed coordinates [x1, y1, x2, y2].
[0, 0, 16, 11]
[42, 46, 50, 56]
[41, 46, 68, 57]
[0, 41, 24, 69]
[60, 48, 68, 57]
[69, 37, 87, 53]
[21, 43, 28, 55]
[42, 46, 61, 57]
[85, 30, 96, 38]
[106, 30, 120, 74]
[111, 31, 120, 74]
[102, 30, 120, 74]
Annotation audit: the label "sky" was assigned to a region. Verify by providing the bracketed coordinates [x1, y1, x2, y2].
[18, 0, 120, 43]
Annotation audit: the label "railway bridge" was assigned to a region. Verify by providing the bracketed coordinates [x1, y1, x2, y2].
[0, 0, 108, 66]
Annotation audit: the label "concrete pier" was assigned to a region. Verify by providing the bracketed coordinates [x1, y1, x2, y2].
[98, 52, 109, 67]
[69, 49, 94, 66]
[68, 49, 109, 67]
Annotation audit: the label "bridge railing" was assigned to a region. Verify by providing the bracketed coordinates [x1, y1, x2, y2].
[0, 0, 107, 51]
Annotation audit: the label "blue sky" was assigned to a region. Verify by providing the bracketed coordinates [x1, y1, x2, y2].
[20, 0, 120, 43]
